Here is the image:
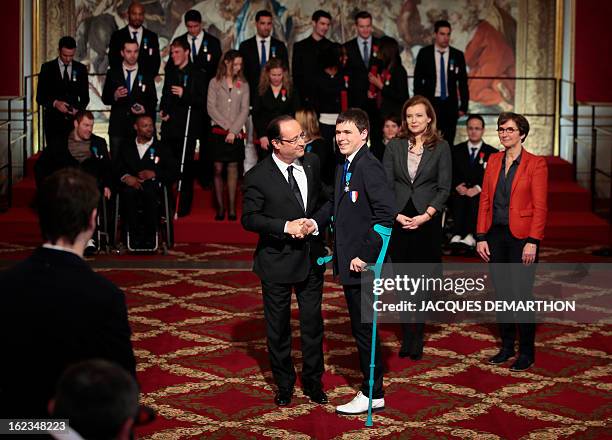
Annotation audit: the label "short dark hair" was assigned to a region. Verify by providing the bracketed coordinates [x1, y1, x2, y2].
[383, 114, 401, 127]
[337, 108, 370, 135]
[267, 115, 295, 141]
[184, 9, 202, 23]
[354, 11, 372, 23]
[58, 36, 76, 50]
[255, 10, 273, 21]
[51, 359, 139, 440]
[37, 168, 99, 245]
[312, 10, 331, 22]
[121, 39, 139, 51]
[434, 20, 451, 33]
[170, 37, 190, 52]
[498, 112, 530, 141]
[75, 110, 94, 123]
[467, 114, 485, 128]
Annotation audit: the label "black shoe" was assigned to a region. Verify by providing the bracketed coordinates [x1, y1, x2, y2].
[399, 332, 414, 358]
[228, 213, 237, 221]
[488, 349, 515, 365]
[510, 354, 534, 372]
[274, 388, 293, 406]
[215, 210, 225, 221]
[409, 340, 424, 361]
[304, 387, 328, 404]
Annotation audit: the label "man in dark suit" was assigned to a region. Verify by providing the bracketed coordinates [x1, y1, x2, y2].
[170, 9, 222, 189]
[36, 36, 90, 146]
[291, 10, 332, 106]
[451, 114, 498, 249]
[0, 168, 136, 418]
[116, 115, 177, 248]
[414, 20, 469, 146]
[160, 38, 207, 217]
[311, 109, 395, 415]
[343, 11, 383, 145]
[108, 1, 161, 77]
[102, 40, 157, 164]
[242, 115, 328, 407]
[239, 10, 289, 106]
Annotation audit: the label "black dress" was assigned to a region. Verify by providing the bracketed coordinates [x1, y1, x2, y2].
[252, 87, 300, 139]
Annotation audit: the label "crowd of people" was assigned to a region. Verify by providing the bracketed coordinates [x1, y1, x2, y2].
[10, 1, 550, 433]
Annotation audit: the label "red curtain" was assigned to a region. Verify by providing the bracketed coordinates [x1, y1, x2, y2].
[0, 0, 21, 97]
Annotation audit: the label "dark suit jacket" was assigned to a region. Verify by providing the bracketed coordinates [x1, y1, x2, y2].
[291, 35, 332, 105]
[108, 26, 161, 76]
[116, 138, 177, 185]
[160, 62, 207, 140]
[252, 87, 300, 138]
[344, 37, 382, 110]
[242, 153, 327, 284]
[35, 134, 112, 189]
[238, 36, 289, 105]
[379, 63, 409, 118]
[383, 138, 452, 214]
[102, 67, 157, 136]
[452, 141, 498, 189]
[36, 59, 90, 124]
[413, 45, 469, 113]
[0, 247, 136, 418]
[313, 146, 396, 285]
[172, 32, 221, 79]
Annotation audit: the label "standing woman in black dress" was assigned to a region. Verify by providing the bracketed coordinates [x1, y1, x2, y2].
[252, 58, 300, 155]
[207, 50, 250, 220]
[383, 95, 451, 359]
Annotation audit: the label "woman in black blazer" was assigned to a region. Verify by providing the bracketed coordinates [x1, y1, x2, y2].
[252, 58, 300, 154]
[383, 95, 451, 360]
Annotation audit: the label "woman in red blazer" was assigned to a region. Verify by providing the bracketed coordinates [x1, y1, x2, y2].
[476, 112, 547, 372]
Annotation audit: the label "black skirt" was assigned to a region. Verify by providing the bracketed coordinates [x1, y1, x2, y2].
[209, 127, 245, 163]
[389, 199, 442, 264]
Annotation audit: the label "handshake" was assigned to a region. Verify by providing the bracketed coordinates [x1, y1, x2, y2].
[286, 218, 317, 239]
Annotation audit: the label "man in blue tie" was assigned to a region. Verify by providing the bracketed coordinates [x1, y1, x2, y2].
[414, 20, 469, 146]
[450, 114, 498, 250]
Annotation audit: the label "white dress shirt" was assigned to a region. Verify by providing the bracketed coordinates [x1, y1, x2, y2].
[57, 58, 73, 79]
[273, 152, 309, 234]
[136, 136, 154, 159]
[434, 45, 449, 98]
[189, 31, 204, 58]
[357, 35, 373, 65]
[256, 35, 272, 63]
[128, 26, 143, 46]
[122, 62, 139, 91]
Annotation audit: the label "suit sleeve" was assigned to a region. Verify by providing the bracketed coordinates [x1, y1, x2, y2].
[143, 75, 158, 115]
[358, 159, 396, 263]
[429, 142, 452, 212]
[457, 51, 469, 113]
[159, 71, 172, 113]
[150, 32, 161, 75]
[241, 170, 287, 237]
[101, 69, 116, 106]
[413, 49, 426, 96]
[382, 142, 397, 195]
[107, 32, 121, 71]
[36, 63, 52, 108]
[76, 64, 90, 110]
[528, 157, 548, 241]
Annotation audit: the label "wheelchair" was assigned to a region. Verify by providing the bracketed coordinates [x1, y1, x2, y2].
[113, 183, 174, 254]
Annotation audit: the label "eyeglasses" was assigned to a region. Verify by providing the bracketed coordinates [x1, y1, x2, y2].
[497, 127, 518, 134]
[277, 132, 306, 145]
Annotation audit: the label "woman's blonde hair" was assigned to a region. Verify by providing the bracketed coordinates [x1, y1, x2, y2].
[257, 58, 292, 96]
[295, 107, 322, 141]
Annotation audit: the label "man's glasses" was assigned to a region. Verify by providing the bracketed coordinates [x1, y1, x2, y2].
[277, 132, 306, 145]
[497, 127, 518, 134]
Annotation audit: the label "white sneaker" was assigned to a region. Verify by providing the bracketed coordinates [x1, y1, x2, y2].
[450, 235, 462, 244]
[336, 391, 385, 415]
[460, 233, 476, 248]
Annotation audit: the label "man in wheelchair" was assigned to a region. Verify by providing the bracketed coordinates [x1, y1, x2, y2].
[115, 114, 177, 250]
[35, 110, 112, 255]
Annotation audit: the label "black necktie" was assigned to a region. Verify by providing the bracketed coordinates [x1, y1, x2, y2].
[62, 63, 69, 84]
[287, 165, 305, 212]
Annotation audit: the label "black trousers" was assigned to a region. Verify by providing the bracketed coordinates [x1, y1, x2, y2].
[121, 180, 159, 238]
[433, 98, 458, 146]
[43, 110, 73, 147]
[343, 284, 384, 399]
[487, 225, 537, 358]
[261, 266, 324, 391]
[164, 134, 197, 216]
[451, 193, 480, 237]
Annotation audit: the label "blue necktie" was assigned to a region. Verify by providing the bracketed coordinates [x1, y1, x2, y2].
[363, 40, 369, 66]
[439, 51, 447, 99]
[470, 147, 478, 164]
[260, 40, 267, 67]
[126, 69, 134, 94]
[191, 36, 197, 62]
[342, 159, 350, 187]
